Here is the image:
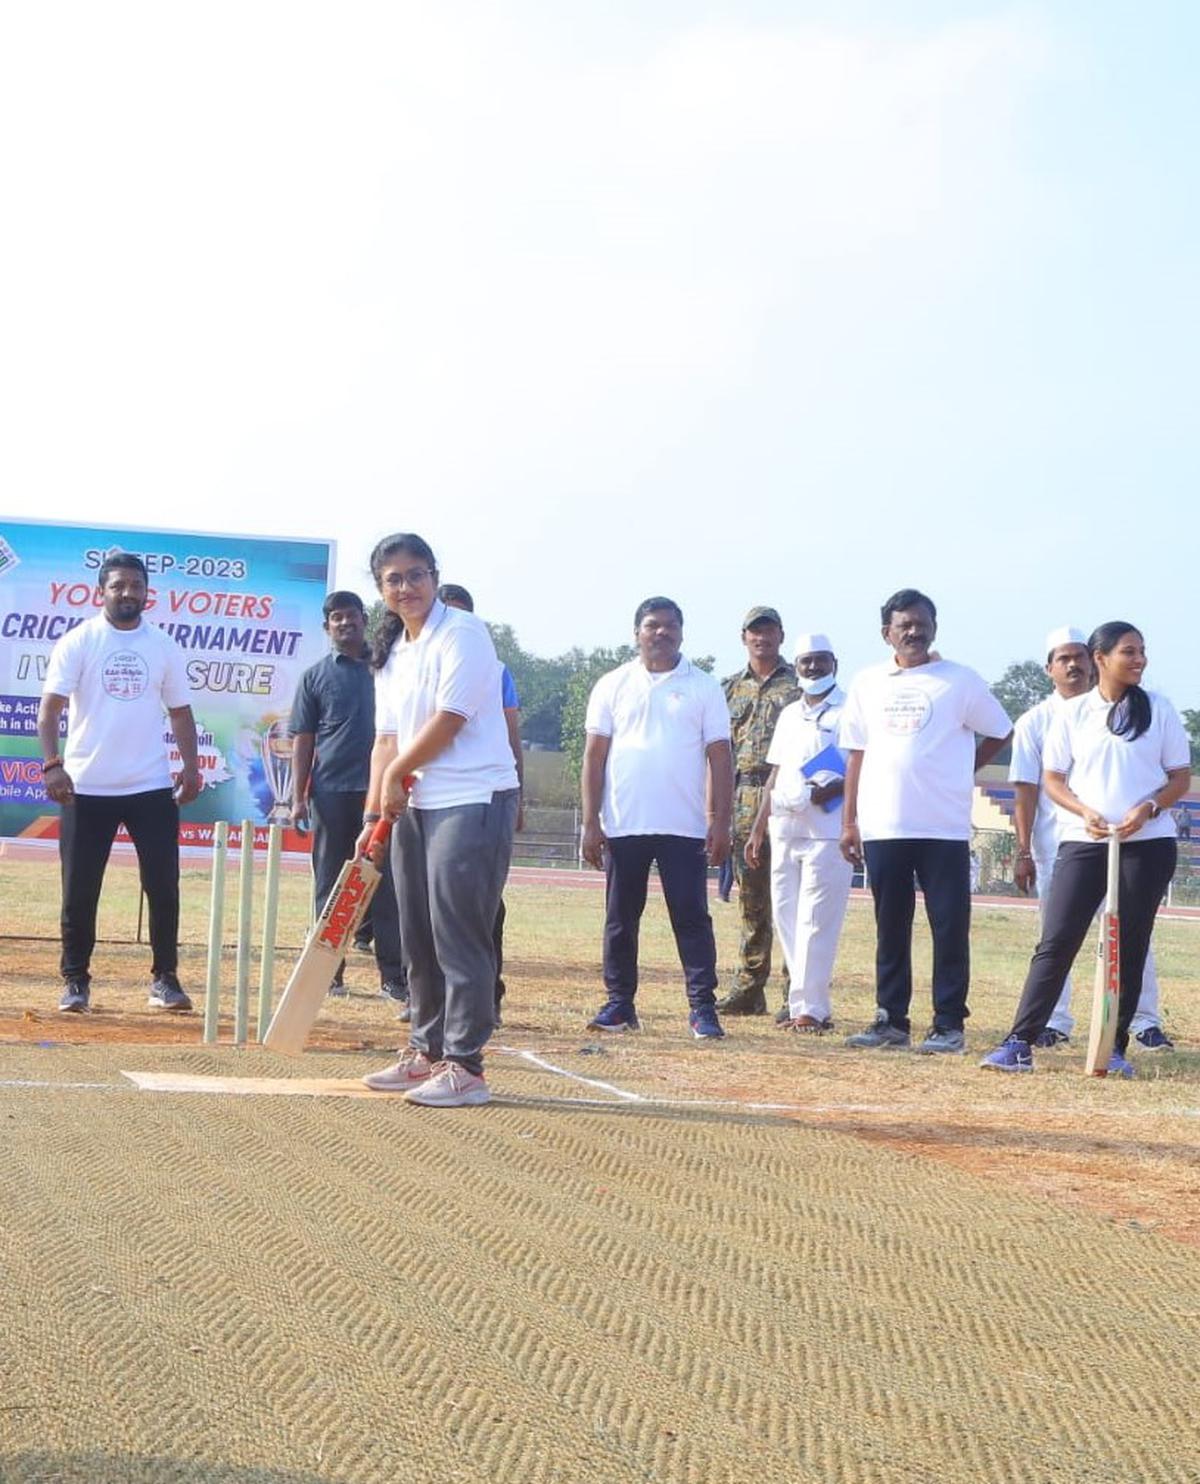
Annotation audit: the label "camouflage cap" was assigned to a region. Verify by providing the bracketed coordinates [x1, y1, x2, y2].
[742, 606, 783, 631]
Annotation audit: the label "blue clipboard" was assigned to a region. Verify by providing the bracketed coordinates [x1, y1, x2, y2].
[800, 743, 847, 812]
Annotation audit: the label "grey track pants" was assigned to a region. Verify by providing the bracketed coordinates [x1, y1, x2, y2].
[390, 789, 518, 1074]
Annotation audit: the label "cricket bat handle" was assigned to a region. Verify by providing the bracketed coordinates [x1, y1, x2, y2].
[1105, 827, 1120, 906]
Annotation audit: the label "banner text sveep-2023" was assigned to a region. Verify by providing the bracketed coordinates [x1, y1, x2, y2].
[0, 519, 334, 854]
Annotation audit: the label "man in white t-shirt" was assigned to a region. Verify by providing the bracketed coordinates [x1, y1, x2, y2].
[38, 552, 202, 1014]
[839, 589, 1012, 1053]
[581, 597, 733, 1039]
[1011, 626, 1171, 1050]
[745, 633, 853, 1032]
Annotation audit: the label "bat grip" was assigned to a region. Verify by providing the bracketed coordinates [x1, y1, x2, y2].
[361, 778, 414, 858]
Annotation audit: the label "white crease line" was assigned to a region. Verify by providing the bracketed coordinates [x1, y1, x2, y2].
[498, 1046, 647, 1101]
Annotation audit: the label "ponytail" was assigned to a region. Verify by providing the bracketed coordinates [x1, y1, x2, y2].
[371, 610, 404, 671]
[1088, 622, 1152, 742]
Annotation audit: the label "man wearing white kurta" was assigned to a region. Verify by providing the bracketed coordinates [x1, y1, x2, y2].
[746, 634, 853, 1031]
[1011, 626, 1170, 1050]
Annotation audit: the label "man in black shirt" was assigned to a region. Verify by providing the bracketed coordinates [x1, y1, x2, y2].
[290, 591, 404, 1002]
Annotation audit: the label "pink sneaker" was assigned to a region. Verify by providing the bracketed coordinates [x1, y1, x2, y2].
[362, 1048, 433, 1092]
[404, 1060, 490, 1107]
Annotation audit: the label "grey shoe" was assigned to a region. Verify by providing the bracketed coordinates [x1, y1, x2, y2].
[58, 978, 90, 1013]
[845, 1009, 910, 1049]
[148, 973, 193, 1013]
[915, 1026, 965, 1055]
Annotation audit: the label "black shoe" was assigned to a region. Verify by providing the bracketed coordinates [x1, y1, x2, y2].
[381, 981, 408, 1004]
[715, 991, 768, 1016]
[58, 978, 90, 1013]
[148, 973, 193, 1012]
[352, 935, 374, 954]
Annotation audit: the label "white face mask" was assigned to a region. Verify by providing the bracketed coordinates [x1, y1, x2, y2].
[799, 671, 837, 697]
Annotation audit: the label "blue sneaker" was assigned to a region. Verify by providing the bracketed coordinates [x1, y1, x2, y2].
[1135, 1026, 1174, 1051]
[979, 1036, 1033, 1073]
[1106, 1050, 1135, 1079]
[688, 1006, 725, 1040]
[587, 1000, 640, 1032]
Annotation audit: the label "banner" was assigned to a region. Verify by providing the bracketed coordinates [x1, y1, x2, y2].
[0, 519, 334, 854]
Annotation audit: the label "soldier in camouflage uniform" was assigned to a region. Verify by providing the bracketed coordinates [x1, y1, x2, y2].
[717, 607, 801, 1018]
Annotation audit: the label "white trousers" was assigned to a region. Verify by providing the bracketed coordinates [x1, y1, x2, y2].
[768, 823, 853, 1022]
[1036, 851, 1160, 1036]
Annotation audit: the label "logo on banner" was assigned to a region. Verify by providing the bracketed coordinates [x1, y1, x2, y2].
[882, 686, 933, 735]
[0, 535, 20, 578]
[102, 651, 150, 700]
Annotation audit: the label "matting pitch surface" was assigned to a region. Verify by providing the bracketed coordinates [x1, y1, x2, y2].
[2, 1044, 1199, 1484]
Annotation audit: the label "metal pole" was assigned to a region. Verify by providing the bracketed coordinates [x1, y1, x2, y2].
[203, 822, 228, 1045]
[234, 820, 255, 1047]
[257, 822, 283, 1041]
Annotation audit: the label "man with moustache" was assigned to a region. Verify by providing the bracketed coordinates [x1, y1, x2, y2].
[581, 597, 733, 1039]
[839, 589, 1012, 1053]
[1011, 626, 1172, 1050]
[717, 607, 801, 1020]
[38, 552, 202, 1014]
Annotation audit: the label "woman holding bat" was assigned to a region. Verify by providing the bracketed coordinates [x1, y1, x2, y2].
[982, 622, 1190, 1076]
[357, 533, 519, 1107]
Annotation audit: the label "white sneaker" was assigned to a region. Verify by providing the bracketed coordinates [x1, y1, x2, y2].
[362, 1048, 433, 1092]
[404, 1060, 490, 1107]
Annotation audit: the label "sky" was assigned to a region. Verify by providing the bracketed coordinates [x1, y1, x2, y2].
[2, 2, 1197, 700]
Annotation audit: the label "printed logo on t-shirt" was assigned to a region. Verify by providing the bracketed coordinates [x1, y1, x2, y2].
[102, 651, 151, 700]
[881, 687, 933, 736]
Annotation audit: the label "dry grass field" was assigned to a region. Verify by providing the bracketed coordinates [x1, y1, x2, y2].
[2, 851, 1199, 1483]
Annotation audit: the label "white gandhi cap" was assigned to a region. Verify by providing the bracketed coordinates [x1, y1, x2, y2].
[794, 632, 834, 657]
[1044, 625, 1087, 655]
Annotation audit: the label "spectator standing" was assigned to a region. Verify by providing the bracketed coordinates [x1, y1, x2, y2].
[840, 589, 1012, 1054]
[581, 598, 733, 1038]
[38, 552, 202, 1014]
[746, 634, 852, 1033]
[718, 607, 801, 1021]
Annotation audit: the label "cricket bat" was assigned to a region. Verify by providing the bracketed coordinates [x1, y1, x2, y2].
[263, 818, 393, 1055]
[1083, 831, 1121, 1077]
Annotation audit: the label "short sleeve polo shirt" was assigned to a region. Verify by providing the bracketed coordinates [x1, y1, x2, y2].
[373, 600, 518, 809]
[1044, 688, 1190, 844]
[585, 656, 731, 838]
